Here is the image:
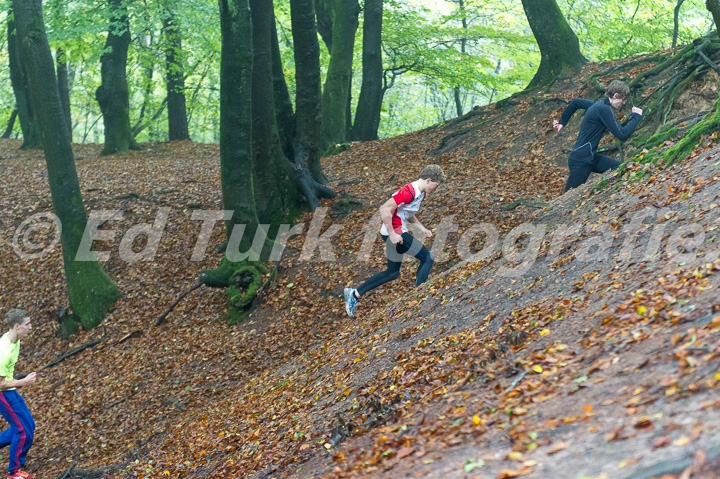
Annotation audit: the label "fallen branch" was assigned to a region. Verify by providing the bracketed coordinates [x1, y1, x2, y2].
[116, 329, 142, 345]
[503, 368, 532, 394]
[56, 449, 80, 479]
[103, 394, 134, 410]
[500, 199, 548, 211]
[154, 282, 204, 326]
[39, 339, 102, 371]
[54, 463, 126, 479]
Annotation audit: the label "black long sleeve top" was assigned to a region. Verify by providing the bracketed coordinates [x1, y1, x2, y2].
[559, 97, 642, 152]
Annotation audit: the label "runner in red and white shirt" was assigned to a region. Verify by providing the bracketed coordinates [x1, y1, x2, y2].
[344, 165, 446, 318]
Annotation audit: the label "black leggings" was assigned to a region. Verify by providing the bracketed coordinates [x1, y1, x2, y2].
[356, 232, 434, 296]
[564, 143, 621, 192]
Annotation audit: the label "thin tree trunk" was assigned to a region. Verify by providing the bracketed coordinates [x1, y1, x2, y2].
[7, 13, 40, 149]
[13, 0, 120, 330]
[320, 0, 360, 150]
[164, 2, 190, 141]
[131, 41, 155, 138]
[271, 12, 296, 160]
[315, 0, 333, 53]
[521, 0, 587, 89]
[352, 0, 383, 143]
[454, 0, 467, 117]
[56, 48, 72, 140]
[218, 0, 259, 244]
[2, 109, 17, 138]
[673, 0, 686, 48]
[96, 0, 140, 155]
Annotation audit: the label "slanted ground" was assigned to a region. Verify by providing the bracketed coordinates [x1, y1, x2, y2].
[0, 46, 720, 479]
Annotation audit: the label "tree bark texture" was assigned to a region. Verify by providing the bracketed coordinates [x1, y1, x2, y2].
[2, 109, 18, 138]
[96, 0, 140, 155]
[218, 0, 259, 242]
[352, 0, 383, 141]
[521, 0, 587, 89]
[163, 4, 190, 141]
[320, 0, 360, 150]
[315, 0, 333, 53]
[56, 48, 73, 140]
[249, 0, 291, 225]
[271, 12, 296, 160]
[291, 0, 326, 184]
[7, 13, 40, 149]
[454, 0, 468, 117]
[673, 0, 685, 48]
[13, 0, 120, 329]
[707, 0, 720, 36]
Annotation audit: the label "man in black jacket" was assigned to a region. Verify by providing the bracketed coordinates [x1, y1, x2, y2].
[553, 80, 643, 192]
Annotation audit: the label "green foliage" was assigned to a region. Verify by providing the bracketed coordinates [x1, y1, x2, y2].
[562, 0, 712, 61]
[0, 0, 715, 143]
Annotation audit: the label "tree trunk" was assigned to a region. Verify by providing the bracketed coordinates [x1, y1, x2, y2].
[218, 0, 259, 245]
[315, 0, 333, 53]
[454, 0, 467, 117]
[292, 0, 332, 189]
[2, 109, 18, 138]
[13, 0, 120, 330]
[271, 12, 296, 160]
[96, 0, 140, 155]
[673, 0, 685, 48]
[56, 48, 72, 140]
[163, 3, 190, 141]
[320, 0, 360, 150]
[352, 0, 383, 141]
[707, 0, 720, 37]
[521, 0, 587, 89]
[250, 0, 292, 225]
[7, 13, 40, 149]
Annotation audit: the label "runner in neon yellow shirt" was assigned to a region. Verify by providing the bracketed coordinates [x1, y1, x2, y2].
[0, 310, 36, 479]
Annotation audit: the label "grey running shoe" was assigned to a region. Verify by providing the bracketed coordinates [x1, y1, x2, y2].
[344, 287, 359, 318]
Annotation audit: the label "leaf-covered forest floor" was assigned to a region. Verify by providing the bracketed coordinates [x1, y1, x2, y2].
[2, 45, 720, 479]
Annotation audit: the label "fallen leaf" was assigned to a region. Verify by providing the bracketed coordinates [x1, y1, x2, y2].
[546, 442, 570, 455]
[397, 447, 414, 459]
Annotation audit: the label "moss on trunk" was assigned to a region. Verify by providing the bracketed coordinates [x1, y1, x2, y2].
[14, 0, 119, 332]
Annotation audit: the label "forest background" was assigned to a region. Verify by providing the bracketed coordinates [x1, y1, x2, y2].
[0, 0, 715, 146]
[4, 0, 720, 477]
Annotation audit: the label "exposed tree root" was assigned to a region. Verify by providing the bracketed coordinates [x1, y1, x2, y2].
[500, 199, 548, 210]
[587, 54, 662, 93]
[154, 282, 204, 326]
[200, 257, 269, 324]
[54, 463, 126, 479]
[38, 339, 103, 371]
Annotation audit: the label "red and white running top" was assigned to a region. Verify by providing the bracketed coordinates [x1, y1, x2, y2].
[380, 182, 425, 235]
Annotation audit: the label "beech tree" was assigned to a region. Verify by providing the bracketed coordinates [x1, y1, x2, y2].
[521, 0, 587, 88]
[352, 0, 383, 141]
[320, 0, 360, 150]
[12, 0, 120, 333]
[217, 0, 258, 243]
[7, 13, 39, 149]
[96, 0, 141, 155]
[708, 0, 720, 35]
[291, 0, 333, 187]
[163, 0, 190, 141]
